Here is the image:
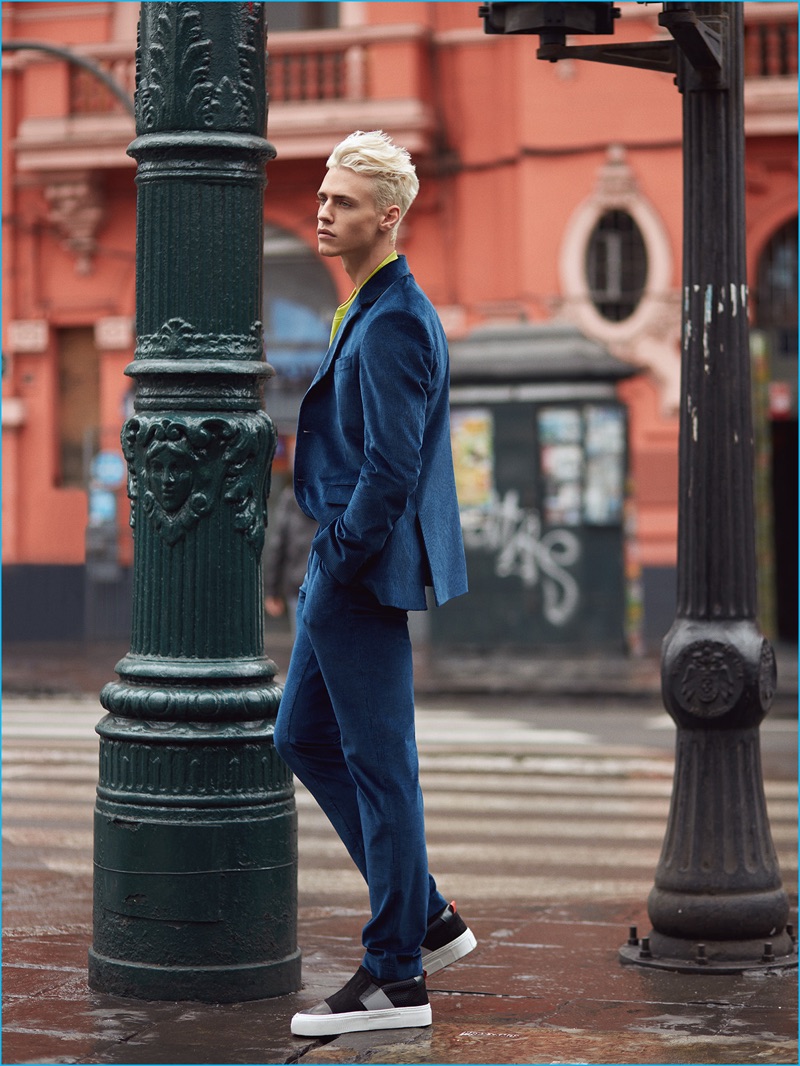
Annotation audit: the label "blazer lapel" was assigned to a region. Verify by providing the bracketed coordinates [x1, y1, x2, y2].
[308, 257, 410, 387]
[310, 319, 350, 385]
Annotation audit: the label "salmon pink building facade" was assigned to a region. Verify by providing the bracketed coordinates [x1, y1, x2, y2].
[3, 2, 797, 649]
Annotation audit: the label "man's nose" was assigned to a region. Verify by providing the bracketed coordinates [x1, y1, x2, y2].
[317, 200, 331, 223]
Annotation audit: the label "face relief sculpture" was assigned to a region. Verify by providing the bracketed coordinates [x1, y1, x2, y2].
[146, 440, 194, 514]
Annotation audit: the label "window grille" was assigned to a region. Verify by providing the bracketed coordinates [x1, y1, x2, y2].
[754, 217, 798, 360]
[585, 210, 648, 323]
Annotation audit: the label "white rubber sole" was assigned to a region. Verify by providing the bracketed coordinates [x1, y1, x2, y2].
[422, 927, 478, 976]
[291, 1002, 432, 1037]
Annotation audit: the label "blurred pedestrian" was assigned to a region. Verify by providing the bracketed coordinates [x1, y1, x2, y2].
[263, 482, 317, 634]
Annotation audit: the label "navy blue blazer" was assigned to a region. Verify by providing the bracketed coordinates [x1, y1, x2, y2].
[293, 256, 468, 611]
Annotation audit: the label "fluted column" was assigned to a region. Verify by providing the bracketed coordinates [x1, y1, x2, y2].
[89, 3, 301, 1001]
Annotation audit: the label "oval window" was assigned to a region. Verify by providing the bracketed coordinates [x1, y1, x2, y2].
[585, 209, 648, 322]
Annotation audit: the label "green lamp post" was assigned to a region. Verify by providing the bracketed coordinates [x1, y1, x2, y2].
[88, 2, 301, 1002]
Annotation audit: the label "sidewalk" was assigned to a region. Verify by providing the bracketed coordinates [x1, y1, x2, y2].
[2, 643, 797, 1064]
[3, 874, 798, 1064]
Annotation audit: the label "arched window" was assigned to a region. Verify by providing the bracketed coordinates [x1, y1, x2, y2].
[585, 209, 648, 323]
[263, 223, 338, 387]
[754, 217, 798, 359]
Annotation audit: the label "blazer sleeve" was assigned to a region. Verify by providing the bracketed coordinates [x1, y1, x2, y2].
[311, 307, 433, 584]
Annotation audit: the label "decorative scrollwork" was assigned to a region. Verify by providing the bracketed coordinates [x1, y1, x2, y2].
[221, 417, 276, 548]
[238, 5, 265, 131]
[135, 318, 264, 361]
[135, 4, 266, 134]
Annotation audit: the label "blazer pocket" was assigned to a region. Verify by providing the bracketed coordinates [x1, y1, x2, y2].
[324, 482, 356, 505]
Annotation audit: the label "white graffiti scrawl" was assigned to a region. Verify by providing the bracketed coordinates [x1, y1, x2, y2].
[460, 490, 581, 626]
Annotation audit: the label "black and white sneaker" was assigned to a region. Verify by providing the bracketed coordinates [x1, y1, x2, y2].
[290, 966, 432, 1037]
[421, 901, 477, 975]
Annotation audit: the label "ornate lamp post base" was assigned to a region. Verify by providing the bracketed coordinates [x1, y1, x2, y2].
[89, 717, 300, 1002]
[620, 930, 797, 975]
[619, 618, 795, 974]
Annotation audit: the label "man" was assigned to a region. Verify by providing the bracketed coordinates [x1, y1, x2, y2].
[274, 130, 475, 1038]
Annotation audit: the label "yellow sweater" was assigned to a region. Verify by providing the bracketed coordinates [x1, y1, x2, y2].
[329, 252, 399, 344]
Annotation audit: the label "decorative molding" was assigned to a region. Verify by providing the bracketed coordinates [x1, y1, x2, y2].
[135, 317, 264, 361]
[132, 377, 266, 412]
[43, 172, 104, 274]
[98, 735, 291, 801]
[100, 680, 283, 726]
[95, 316, 134, 350]
[1, 397, 27, 428]
[745, 78, 798, 136]
[558, 145, 680, 414]
[593, 143, 640, 206]
[6, 319, 49, 353]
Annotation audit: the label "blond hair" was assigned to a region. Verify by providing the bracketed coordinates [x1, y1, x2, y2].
[327, 130, 419, 242]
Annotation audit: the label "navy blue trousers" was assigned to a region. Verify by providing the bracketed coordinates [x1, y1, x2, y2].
[273, 552, 448, 981]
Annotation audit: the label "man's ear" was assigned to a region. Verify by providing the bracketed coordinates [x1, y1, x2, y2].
[381, 205, 401, 232]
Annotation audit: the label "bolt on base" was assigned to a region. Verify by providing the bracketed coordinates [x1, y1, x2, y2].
[619, 924, 798, 974]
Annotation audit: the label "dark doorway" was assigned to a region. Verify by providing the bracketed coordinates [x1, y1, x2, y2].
[771, 418, 798, 640]
[57, 326, 99, 487]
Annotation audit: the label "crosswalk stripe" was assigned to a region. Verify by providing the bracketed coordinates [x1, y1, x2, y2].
[3, 827, 93, 848]
[295, 869, 666, 901]
[1, 782, 97, 801]
[3, 702, 795, 910]
[2, 748, 97, 764]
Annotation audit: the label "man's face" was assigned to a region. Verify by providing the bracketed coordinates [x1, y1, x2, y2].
[316, 167, 390, 260]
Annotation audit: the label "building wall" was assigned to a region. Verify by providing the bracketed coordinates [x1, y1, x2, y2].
[2, 1, 797, 647]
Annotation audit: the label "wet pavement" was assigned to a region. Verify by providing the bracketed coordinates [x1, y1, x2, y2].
[2, 640, 798, 1064]
[3, 890, 798, 1065]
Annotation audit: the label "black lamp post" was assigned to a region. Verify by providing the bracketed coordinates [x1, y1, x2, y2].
[88, 2, 301, 1001]
[480, 1, 795, 972]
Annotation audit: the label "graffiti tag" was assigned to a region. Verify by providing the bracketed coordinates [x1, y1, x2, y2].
[460, 490, 581, 626]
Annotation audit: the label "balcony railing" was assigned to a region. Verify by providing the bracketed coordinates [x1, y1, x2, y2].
[6, 16, 795, 120]
[743, 18, 798, 78]
[4, 23, 441, 172]
[5, 14, 795, 173]
[267, 28, 370, 103]
[68, 45, 135, 114]
[59, 25, 433, 116]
